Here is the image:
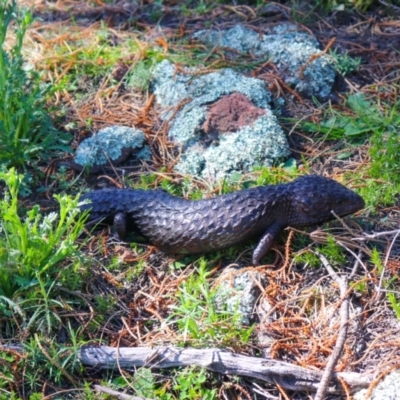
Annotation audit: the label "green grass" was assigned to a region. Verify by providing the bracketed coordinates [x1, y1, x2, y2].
[49, 27, 220, 98]
[301, 91, 400, 206]
[301, 93, 400, 140]
[111, 366, 218, 400]
[0, 169, 93, 397]
[295, 235, 347, 268]
[169, 259, 254, 348]
[0, 326, 89, 398]
[0, 0, 70, 169]
[52, 30, 166, 90]
[0, 168, 88, 333]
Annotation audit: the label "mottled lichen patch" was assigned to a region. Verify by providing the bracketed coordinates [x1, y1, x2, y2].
[193, 24, 336, 99]
[214, 267, 266, 325]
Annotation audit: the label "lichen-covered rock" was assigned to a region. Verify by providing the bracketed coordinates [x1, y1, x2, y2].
[176, 112, 288, 178]
[214, 267, 265, 325]
[152, 60, 290, 180]
[353, 370, 400, 400]
[73, 126, 148, 172]
[193, 24, 336, 99]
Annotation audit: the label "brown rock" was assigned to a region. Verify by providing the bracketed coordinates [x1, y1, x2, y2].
[202, 93, 266, 137]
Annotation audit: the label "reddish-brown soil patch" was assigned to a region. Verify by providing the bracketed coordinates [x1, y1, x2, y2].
[202, 92, 266, 136]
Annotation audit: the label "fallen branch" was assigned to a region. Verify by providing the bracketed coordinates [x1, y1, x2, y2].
[79, 346, 371, 394]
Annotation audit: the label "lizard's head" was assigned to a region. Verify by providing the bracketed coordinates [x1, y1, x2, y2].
[285, 175, 365, 227]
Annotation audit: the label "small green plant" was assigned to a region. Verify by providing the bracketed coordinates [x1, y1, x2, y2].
[301, 93, 400, 140]
[362, 122, 400, 206]
[329, 49, 361, 76]
[180, 0, 212, 16]
[387, 292, 400, 320]
[95, 294, 117, 314]
[126, 60, 154, 91]
[169, 259, 253, 348]
[0, 0, 70, 169]
[295, 235, 346, 267]
[352, 280, 367, 294]
[349, 0, 374, 11]
[0, 323, 88, 397]
[113, 368, 167, 399]
[172, 366, 217, 400]
[0, 168, 88, 333]
[0, 349, 17, 396]
[294, 250, 322, 268]
[253, 165, 299, 187]
[371, 247, 384, 274]
[111, 366, 218, 400]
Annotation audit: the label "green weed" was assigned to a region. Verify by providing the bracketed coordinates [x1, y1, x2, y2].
[95, 294, 116, 314]
[180, 1, 212, 16]
[112, 368, 161, 398]
[52, 23, 125, 81]
[329, 49, 362, 76]
[169, 259, 254, 348]
[301, 93, 400, 140]
[371, 247, 384, 274]
[371, 247, 400, 320]
[388, 292, 400, 320]
[170, 366, 217, 400]
[253, 165, 300, 187]
[126, 60, 154, 91]
[111, 366, 218, 400]
[295, 235, 346, 267]
[352, 280, 367, 294]
[360, 118, 400, 206]
[51, 28, 169, 95]
[0, 0, 70, 169]
[0, 168, 88, 333]
[0, 323, 88, 397]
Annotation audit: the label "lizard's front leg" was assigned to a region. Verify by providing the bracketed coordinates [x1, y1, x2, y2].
[113, 212, 128, 240]
[252, 221, 285, 265]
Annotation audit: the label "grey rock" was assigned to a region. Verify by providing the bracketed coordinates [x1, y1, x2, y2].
[214, 267, 265, 325]
[354, 370, 400, 400]
[74, 126, 148, 171]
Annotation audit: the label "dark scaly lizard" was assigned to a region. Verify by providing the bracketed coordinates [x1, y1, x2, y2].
[79, 175, 364, 265]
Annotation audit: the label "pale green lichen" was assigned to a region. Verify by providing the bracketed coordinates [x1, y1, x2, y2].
[193, 24, 336, 99]
[175, 113, 289, 179]
[354, 370, 400, 400]
[215, 267, 265, 325]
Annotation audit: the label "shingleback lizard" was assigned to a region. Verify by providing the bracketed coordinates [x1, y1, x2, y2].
[79, 175, 364, 265]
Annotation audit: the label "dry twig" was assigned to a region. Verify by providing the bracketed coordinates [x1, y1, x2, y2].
[94, 384, 153, 400]
[313, 252, 353, 400]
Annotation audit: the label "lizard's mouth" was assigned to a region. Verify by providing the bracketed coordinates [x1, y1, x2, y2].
[336, 194, 365, 217]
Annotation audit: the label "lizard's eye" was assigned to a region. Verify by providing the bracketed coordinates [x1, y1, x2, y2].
[336, 199, 344, 205]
